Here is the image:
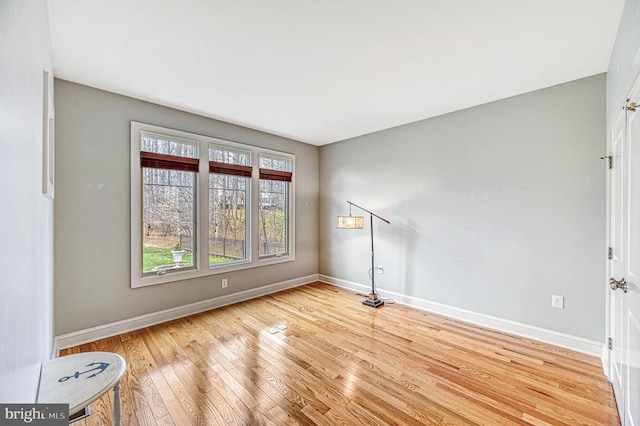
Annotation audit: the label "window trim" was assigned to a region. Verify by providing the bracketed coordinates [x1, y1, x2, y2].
[131, 121, 295, 288]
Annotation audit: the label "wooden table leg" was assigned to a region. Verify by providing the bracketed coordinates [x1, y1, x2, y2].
[113, 381, 121, 426]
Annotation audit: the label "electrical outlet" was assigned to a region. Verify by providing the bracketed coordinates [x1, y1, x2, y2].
[222, 278, 228, 288]
[552, 295, 564, 309]
[376, 265, 384, 274]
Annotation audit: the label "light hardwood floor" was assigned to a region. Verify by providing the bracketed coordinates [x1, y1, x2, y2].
[61, 282, 619, 425]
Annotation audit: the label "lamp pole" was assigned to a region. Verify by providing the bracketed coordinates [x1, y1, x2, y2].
[347, 201, 390, 308]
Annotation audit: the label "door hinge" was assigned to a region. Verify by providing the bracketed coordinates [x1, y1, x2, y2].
[608, 337, 613, 350]
[608, 247, 613, 260]
[600, 155, 613, 169]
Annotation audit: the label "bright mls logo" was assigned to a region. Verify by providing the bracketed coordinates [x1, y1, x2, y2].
[1, 404, 67, 425]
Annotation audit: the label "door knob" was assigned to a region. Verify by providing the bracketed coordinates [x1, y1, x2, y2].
[610, 277, 628, 293]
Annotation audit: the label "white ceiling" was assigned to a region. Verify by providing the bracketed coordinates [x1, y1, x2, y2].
[48, 0, 624, 146]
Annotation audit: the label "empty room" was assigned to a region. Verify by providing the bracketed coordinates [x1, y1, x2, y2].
[1, 0, 639, 425]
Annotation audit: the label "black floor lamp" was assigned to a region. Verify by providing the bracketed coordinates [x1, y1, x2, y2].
[337, 201, 390, 308]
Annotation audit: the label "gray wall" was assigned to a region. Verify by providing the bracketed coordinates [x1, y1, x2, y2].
[320, 74, 606, 341]
[0, 0, 54, 401]
[607, 0, 640, 123]
[54, 80, 319, 335]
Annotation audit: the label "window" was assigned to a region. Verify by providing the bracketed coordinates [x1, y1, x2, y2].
[131, 122, 294, 287]
[140, 132, 198, 275]
[208, 145, 251, 266]
[259, 154, 292, 258]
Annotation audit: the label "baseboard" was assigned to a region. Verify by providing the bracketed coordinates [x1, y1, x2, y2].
[56, 273, 604, 359]
[319, 274, 604, 358]
[55, 274, 318, 350]
[601, 343, 610, 379]
[52, 340, 60, 358]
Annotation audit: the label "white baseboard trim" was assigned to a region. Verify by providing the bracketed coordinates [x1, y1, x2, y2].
[55, 274, 319, 351]
[319, 275, 604, 358]
[601, 343, 610, 380]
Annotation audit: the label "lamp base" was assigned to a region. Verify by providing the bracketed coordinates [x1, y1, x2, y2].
[362, 294, 384, 308]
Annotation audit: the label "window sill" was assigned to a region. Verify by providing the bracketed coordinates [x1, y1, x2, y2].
[131, 254, 295, 288]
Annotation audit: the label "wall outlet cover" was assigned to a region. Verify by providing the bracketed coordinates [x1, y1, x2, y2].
[552, 295, 564, 309]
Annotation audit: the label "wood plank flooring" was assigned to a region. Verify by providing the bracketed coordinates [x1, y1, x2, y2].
[61, 282, 620, 425]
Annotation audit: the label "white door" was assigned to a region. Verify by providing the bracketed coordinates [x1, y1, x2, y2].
[609, 81, 640, 426]
[609, 106, 626, 422]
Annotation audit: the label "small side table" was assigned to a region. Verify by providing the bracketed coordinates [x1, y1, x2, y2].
[37, 352, 126, 425]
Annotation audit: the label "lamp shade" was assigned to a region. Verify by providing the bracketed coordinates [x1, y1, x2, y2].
[337, 215, 364, 229]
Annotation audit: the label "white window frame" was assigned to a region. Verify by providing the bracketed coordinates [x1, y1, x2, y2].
[208, 143, 252, 268]
[131, 122, 295, 288]
[258, 153, 293, 259]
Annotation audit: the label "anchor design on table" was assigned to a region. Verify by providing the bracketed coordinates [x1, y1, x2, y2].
[58, 362, 110, 382]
